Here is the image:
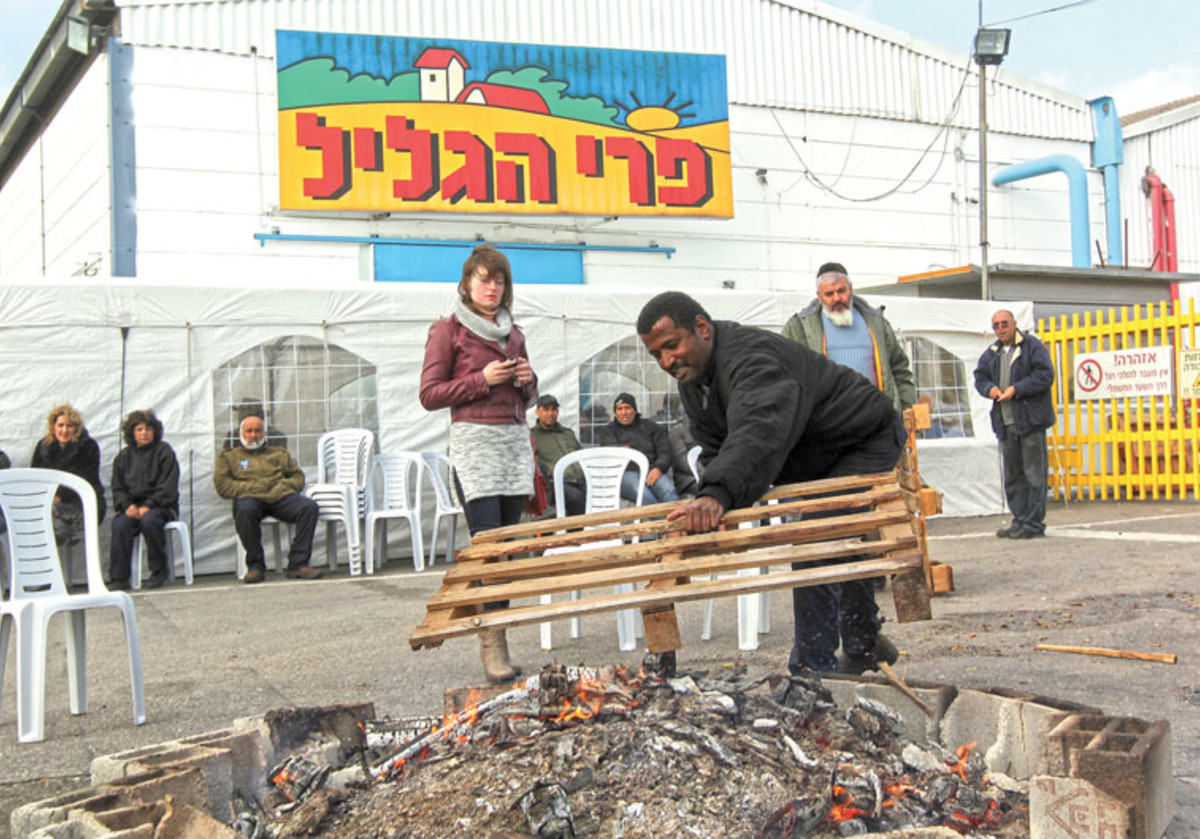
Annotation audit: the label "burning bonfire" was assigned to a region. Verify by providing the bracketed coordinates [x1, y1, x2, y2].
[266, 662, 1028, 839]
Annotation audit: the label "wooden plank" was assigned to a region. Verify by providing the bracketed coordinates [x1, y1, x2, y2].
[444, 509, 916, 584]
[909, 402, 932, 431]
[428, 537, 918, 610]
[410, 554, 922, 648]
[642, 550, 685, 653]
[456, 485, 905, 562]
[918, 487, 942, 516]
[467, 472, 901, 544]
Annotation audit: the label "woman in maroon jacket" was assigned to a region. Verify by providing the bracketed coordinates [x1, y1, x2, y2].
[419, 244, 538, 683]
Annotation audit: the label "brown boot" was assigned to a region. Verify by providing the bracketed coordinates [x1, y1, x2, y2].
[479, 629, 522, 684]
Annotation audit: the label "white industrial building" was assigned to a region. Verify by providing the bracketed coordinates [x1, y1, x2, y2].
[0, 0, 1196, 572]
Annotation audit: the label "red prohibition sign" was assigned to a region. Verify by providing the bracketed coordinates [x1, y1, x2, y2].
[1077, 359, 1103, 392]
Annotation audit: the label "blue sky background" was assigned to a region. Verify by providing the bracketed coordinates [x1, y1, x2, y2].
[3, 0, 1198, 118]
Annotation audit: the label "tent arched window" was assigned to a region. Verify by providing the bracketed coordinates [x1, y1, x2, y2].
[577, 336, 682, 445]
[907, 336, 974, 439]
[213, 336, 379, 468]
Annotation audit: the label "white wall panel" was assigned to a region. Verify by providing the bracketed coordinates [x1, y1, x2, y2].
[1, 59, 112, 280]
[116, 0, 1092, 140]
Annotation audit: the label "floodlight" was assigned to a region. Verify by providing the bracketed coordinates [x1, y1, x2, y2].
[973, 28, 1011, 66]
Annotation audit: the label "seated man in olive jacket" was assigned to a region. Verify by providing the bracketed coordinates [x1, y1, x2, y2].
[213, 415, 321, 583]
[529, 394, 586, 516]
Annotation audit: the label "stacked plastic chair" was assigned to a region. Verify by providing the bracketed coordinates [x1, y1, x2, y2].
[305, 429, 374, 575]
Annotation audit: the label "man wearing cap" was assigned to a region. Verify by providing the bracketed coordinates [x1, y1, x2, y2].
[782, 262, 916, 412]
[530, 394, 586, 516]
[599, 393, 680, 504]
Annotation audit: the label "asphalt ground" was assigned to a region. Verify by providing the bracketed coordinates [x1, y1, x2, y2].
[2, 500, 1199, 837]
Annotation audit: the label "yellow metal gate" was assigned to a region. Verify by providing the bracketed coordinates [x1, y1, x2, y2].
[1038, 300, 1200, 500]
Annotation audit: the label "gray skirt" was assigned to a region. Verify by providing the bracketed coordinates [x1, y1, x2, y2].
[449, 422, 534, 502]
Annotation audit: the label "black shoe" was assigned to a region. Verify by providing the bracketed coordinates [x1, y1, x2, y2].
[145, 570, 168, 589]
[108, 579, 131, 591]
[996, 523, 1019, 538]
[838, 634, 900, 675]
[1009, 526, 1045, 539]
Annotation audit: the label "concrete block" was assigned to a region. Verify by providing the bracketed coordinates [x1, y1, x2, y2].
[939, 688, 1077, 778]
[93, 746, 230, 819]
[823, 674, 955, 743]
[12, 770, 204, 839]
[260, 702, 374, 765]
[1047, 714, 1173, 839]
[177, 729, 269, 801]
[1030, 775, 1132, 839]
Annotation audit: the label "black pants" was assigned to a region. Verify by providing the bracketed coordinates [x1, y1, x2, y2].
[109, 508, 176, 583]
[788, 412, 907, 673]
[465, 494, 526, 611]
[234, 494, 319, 570]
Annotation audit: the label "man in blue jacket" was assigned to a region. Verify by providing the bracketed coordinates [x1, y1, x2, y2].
[973, 310, 1056, 539]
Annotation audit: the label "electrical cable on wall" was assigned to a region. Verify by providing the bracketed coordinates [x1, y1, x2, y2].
[770, 56, 974, 203]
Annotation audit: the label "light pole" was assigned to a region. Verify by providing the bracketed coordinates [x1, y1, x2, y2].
[973, 27, 1010, 301]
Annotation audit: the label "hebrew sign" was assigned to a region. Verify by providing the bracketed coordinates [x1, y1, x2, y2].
[276, 31, 732, 217]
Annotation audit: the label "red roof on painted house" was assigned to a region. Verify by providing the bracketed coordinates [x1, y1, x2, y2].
[456, 83, 550, 114]
[414, 48, 469, 70]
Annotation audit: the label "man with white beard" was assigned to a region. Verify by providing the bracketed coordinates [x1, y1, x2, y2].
[214, 414, 322, 583]
[781, 262, 916, 413]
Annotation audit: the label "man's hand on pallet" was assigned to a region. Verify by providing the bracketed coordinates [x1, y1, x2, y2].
[667, 495, 725, 533]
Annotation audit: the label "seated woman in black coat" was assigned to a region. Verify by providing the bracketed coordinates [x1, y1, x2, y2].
[108, 409, 180, 590]
[30, 403, 106, 545]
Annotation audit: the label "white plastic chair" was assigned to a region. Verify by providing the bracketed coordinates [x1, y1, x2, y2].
[0, 469, 146, 743]
[421, 452, 464, 567]
[690, 447, 773, 650]
[130, 520, 194, 589]
[541, 447, 649, 652]
[305, 429, 374, 575]
[235, 516, 290, 579]
[365, 452, 424, 572]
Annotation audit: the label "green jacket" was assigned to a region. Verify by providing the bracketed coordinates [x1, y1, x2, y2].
[781, 296, 916, 411]
[214, 445, 306, 503]
[530, 422, 584, 484]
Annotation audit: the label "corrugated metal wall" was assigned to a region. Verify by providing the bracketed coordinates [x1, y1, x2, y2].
[115, 0, 1093, 141]
[1122, 107, 1200, 274]
[0, 60, 113, 279]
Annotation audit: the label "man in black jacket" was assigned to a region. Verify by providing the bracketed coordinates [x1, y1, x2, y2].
[973, 310, 1056, 539]
[599, 392, 680, 504]
[636, 291, 906, 674]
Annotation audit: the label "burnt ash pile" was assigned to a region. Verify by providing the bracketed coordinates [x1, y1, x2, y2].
[274, 664, 1029, 839]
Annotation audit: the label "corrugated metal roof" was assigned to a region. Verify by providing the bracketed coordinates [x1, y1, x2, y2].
[114, 0, 1093, 140]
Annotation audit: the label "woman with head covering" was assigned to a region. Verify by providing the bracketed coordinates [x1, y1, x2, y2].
[108, 409, 181, 590]
[420, 244, 538, 683]
[30, 403, 106, 545]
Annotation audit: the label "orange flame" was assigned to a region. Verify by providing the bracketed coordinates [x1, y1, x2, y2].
[829, 785, 872, 823]
[949, 740, 977, 781]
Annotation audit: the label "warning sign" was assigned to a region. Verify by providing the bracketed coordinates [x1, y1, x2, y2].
[1073, 348, 1173, 400]
[1179, 348, 1200, 398]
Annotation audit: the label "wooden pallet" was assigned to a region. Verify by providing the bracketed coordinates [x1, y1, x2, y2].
[410, 459, 935, 653]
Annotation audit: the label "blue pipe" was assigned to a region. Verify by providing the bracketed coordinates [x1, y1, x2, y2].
[992, 154, 1091, 268]
[1089, 96, 1124, 265]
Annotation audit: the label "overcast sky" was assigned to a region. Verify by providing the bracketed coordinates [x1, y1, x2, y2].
[3, 0, 1198, 118]
[819, 0, 1199, 116]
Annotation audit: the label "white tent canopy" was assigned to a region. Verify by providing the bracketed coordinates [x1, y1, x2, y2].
[0, 280, 1027, 575]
